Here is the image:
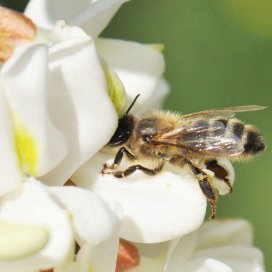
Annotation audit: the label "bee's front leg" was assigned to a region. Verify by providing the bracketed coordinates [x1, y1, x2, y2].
[101, 147, 136, 174]
[110, 163, 164, 178]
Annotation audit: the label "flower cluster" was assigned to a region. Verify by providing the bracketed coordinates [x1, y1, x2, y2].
[0, 1, 266, 271]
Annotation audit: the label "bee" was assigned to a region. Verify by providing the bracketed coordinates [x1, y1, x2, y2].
[101, 94, 266, 219]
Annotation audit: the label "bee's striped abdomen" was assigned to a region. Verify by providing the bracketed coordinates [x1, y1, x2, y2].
[232, 122, 244, 138]
[228, 120, 265, 156]
[243, 129, 265, 154]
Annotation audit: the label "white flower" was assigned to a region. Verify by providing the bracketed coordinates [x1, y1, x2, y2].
[24, 0, 128, 39]
[0, 178, 120, 272]
[0, 2, 253, 272]
[128, 219, 265, 272]
[24, 0, 169, 112]
[27, 0, 206, 244]
[0, 0, 172, 270]
[0, 4, 125, 272]
[26, 0, 237, 245]
[0, 9, 120, 189]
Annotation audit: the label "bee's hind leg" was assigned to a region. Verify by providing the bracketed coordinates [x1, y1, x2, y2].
[183, 158, 218, 219]
[102, 147, 136, 174]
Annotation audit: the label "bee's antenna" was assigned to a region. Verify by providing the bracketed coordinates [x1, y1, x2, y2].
[124, 94, 140, 116]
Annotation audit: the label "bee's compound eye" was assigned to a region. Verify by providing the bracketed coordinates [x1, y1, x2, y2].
[108, 115, 134, 146]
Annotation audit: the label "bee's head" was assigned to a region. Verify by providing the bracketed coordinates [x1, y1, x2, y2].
[108, 94, 140, 146]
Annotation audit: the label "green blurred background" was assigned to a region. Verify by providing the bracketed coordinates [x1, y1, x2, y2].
[2, 0, 272, 270]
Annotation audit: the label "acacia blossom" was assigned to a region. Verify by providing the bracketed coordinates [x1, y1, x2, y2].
[0, 0, 170, 270]
[0, 1, 266, 271]
[129, 219, 265, 272]
[0, 3, 124, 271]
[24, 0, 211, 243]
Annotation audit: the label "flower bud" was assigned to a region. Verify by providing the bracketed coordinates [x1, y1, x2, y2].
[116, 239, 140, 272]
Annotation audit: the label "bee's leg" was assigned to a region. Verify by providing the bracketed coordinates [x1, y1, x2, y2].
[110, 162, 164, 178]
[183, 158, 218, 219]
[102, 147, 136, 173]
[205, 159, 232, 194]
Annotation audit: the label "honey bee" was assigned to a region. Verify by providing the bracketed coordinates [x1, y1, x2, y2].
[101, 95, 266, 219]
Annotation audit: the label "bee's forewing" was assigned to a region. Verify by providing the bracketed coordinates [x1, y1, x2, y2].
[152, 119, 244, 156]
[181, 105, 266, 120]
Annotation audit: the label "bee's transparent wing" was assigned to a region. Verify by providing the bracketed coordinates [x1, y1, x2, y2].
[180, 105, 266, 120]
[152, 119, 245, 156]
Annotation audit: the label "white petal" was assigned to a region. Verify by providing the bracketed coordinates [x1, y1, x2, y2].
[77, 236, 119, 272]
[0, 220, 48, 260]
[181, 258, 233, 272]
[42, 27, 118, 184]
[196, 219, 253, 249]
[96, 38, 165, 112]
[192, 246, 264, 272]
[51, 23, 127, 116]
[0, 84, 22, 195]
[0, 178, 74, 272]
[135, 78, 170, 114]
[130, 242, 170, 272]
[25, 0, 127, 38]
[165, 232, 198, 272]
[72, 152, 206, 243]
[135, 241, 170, 258]
[1, 43, 68, 177]
[130, 255, 166, 272]
[71, 0, 128, 38]
[48, 186, 120, 246]
[225, 261, 264, 272]
[49, 21, 88, 44]
[55, 262, 85, 272]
